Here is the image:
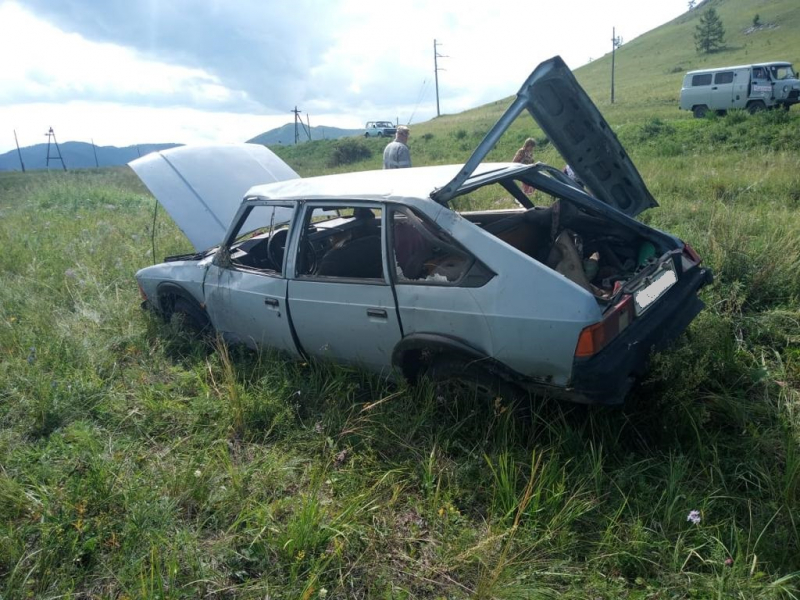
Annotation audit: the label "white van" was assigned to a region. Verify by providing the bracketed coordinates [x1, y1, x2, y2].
[679, 62, 800, 117]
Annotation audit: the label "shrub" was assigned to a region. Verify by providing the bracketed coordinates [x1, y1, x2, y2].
[724, 109, 749, 125]
[453, 128, 468, 140]
[421, 132, 434, 142]
[638, 118, 675, 141]
[327, 138, 371, 167]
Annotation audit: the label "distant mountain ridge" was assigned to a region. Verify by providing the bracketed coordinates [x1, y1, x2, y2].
[247, 123, 363, 146]
[0, 142, 181, 172]
[0, 122, 364, 171]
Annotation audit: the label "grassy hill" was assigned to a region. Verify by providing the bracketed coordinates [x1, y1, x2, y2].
[270, 0, 800, 176]
[1, 0, 799, 597]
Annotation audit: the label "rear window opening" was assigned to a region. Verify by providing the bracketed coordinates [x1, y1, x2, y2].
[454, 179, 670, 306]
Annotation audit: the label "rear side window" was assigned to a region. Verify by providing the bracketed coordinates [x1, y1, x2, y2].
[692, 74, 712, 86]
[714, 71, 734, 84]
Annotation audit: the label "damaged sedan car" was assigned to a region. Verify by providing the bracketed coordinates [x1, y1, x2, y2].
[132, 56, 712, 405]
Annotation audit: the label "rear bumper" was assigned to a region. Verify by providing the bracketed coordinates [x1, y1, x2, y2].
[567, 265, 713, 405]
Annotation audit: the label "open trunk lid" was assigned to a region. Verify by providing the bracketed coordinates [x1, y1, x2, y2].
[130, 144, 299, 252]
[432, 55, 658, 217]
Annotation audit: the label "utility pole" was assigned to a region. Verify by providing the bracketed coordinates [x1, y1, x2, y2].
[611, 27, 623, 104]
[291, 106, 303, 144]
[305, 114, 312, 141]
[433, 39, 447, 117]
[13, 130, 26, 172]
[44, 127, 67, 171]
[91, 138, 99, 167]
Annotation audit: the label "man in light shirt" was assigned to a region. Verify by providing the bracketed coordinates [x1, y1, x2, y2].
[383, 126, 411, 169]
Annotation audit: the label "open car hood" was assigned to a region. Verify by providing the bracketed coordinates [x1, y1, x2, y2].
[130, 144, 299, 252]
[432, 56, 657, 217]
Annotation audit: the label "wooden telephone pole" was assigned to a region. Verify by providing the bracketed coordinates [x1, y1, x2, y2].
[433, 39, 447, 117]
[610, 27, 623, 104]
[14, 130, 26, 172]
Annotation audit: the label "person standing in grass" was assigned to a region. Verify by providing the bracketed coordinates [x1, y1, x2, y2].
[512, 137, 537, 194]
[383, 126, 412, 169]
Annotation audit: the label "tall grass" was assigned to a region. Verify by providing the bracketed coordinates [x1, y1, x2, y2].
[1, 106, 799, 599]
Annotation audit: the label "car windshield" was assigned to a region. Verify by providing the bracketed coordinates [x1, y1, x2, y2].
[769, 65, 796, 80]
[234, 205, 294, 243]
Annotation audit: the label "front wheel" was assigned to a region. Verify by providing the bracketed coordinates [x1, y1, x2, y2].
[747, 100, 766, 114]
[168, 297, 212, 338]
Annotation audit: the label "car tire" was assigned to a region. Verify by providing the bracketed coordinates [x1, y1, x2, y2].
[747, 100, 766, 114]
[692, 105, 708, 119]
[169, 297, 212, 338]
[426, 357, 517, 405]
[364, 132, 370, 138]
[377, 132, 384, 138]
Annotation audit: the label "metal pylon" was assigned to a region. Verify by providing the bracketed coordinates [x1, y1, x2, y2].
[45, 127, 67, 171]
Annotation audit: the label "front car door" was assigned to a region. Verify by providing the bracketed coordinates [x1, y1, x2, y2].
[749, 66, 772, 103]
[204, 201, 300, 355]
[287, 202, 402, 375]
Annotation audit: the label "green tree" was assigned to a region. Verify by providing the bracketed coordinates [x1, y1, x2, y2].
[694, 7, 726, 53]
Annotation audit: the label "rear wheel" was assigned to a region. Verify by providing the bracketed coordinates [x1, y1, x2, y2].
[747, 100, 766, 114]
[426, 357, 517, 405]
[692, 105, 708, 118]
[364, 132, 370, 138]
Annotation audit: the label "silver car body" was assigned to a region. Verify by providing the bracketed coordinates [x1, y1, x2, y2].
[134, 57, 711, 404]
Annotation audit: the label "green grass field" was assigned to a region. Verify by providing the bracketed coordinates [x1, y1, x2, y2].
[2, 0, 800, 597]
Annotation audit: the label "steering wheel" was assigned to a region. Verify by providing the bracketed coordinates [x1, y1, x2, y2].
[267, 228, 289, 271]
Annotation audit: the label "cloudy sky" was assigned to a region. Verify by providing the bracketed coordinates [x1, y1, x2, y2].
[0, 0, 689, 153]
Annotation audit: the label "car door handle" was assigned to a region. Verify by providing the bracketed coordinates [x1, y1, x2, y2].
[366, 308, 387, 319]
[264, 298, 279, 307]
[711, 86, 718, 90]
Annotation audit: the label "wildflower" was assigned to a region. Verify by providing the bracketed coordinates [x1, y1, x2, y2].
[194, 469, 202, 478]
[27, 347, 36, 364]
[687, 509, 701, 525]
[318, 588, 328, 598]
[725, 557, 733, 567]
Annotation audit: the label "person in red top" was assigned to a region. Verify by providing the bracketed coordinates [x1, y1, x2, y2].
[512, 138, 536, 194]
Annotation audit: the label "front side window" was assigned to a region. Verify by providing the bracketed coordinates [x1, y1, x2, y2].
[390, 207, 475, 284]
[770, 65, 795, 80]
[753, 67, 769, 80]
[714, 71, 733, 84]
[295, 205, 384, 281]
[224, 203, 295, 274]
[692, 73, 712, 86]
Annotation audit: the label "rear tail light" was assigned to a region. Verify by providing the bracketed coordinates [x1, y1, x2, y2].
[683, 243, 701, 264]
[138, 282, 148, 300]
[575, 295, 634, 358]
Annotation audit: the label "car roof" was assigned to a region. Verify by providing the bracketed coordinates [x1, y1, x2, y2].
[686, 61, 793, 75]
[244, 163, 525, 202]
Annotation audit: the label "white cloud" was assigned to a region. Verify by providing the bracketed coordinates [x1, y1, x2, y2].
[0, 0, 690, 153]
[0, 2, 259, 111]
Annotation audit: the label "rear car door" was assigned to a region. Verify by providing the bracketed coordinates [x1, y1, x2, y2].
[711, 70, 734, 108]
[204, 202, 299, 354]
[731, 68, 749, 109]
[287, 202, 402, 374]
